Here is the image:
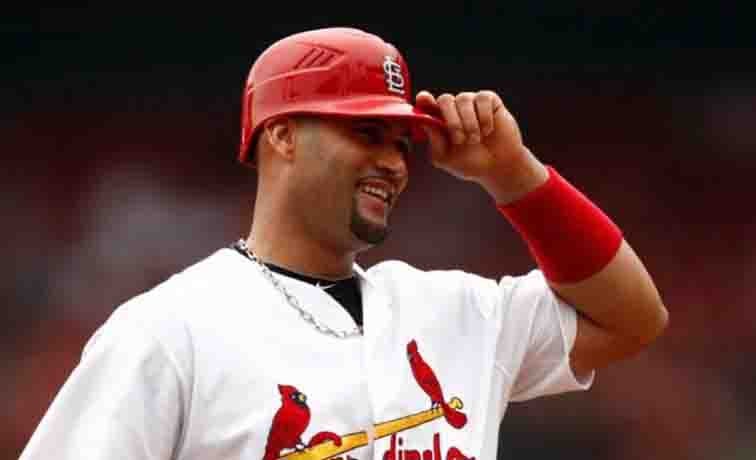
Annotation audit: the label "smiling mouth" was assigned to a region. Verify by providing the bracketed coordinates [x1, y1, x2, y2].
[357, 179, 395, 206]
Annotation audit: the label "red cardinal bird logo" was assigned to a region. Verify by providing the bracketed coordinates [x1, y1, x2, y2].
[407, 340, 468, 429]
[263, 384, 311, 460]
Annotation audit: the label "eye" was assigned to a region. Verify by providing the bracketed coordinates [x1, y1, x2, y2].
[354, 124, 383, 145]
[353, 122, 413, 155]
[395, 136, 413, 155]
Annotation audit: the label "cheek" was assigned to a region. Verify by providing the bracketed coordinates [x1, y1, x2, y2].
[296, 156, 356, 209]
[295, 137, 366, 201]
[315, 147, 363, 186]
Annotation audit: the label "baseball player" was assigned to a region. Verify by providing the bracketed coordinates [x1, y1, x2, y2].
[20, 27, 668, 460]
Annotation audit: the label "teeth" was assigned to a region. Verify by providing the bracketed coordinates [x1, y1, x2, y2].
[362, 185, 390, 202]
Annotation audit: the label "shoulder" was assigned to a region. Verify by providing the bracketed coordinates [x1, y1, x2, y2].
[365, 259, 486, 285]
[498, 269, 555, 310]
[87, 248, 246, 357]
[114, 248, 236, 312]
[368, 259, 550, 293]
[365, 258, 479, 279]
[129, 247, 247, 306]
[365, 259, 504, 316]
[367, 260, 556, 313]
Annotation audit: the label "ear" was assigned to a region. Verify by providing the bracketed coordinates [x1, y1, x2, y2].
[261, 116, 296, 162]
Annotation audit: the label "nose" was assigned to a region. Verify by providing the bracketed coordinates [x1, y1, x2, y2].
[375, 142, 409, 182]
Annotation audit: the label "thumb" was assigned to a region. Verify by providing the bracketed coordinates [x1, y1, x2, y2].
[414, 90, 450, 166]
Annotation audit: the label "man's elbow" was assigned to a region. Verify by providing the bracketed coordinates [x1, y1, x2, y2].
[636, 300, 669, 347]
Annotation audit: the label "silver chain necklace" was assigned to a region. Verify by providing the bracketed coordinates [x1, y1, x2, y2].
[235, 239, 364, 339]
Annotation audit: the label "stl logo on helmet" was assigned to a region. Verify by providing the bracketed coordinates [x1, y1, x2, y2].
[383, 56, 405, 95]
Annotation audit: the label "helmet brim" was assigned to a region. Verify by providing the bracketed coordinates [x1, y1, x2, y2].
[323, 96, 446, 128]
[240, 96, 447, 167]
[282, 95, 447, 143]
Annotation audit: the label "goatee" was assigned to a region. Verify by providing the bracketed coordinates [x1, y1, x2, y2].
[350, 209, 390, 245]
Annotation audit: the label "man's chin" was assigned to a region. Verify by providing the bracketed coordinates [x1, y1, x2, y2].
[350, 212, 390, 245]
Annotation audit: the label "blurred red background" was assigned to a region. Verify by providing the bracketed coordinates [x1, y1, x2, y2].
[4, 6, 756, 459]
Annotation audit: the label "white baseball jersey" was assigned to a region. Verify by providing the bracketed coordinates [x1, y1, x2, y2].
[20, 246, 593, 460]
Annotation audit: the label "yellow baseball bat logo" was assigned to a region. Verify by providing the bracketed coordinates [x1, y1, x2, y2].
[280, 397, 464, 460]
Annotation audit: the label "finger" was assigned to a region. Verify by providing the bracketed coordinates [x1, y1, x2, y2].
[436, 93, 465, 145]
[490, 92, 508, 125]
[474, 91, 496, 137]
[415, 90, 437, 109]
[415, 90, 444, 121]
[455, 92, 481, 144]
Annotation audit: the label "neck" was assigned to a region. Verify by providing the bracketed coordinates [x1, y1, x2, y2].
[247, 215, 358, 281]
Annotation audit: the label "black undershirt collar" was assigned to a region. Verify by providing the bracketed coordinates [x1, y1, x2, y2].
[231, 243, 363, 326]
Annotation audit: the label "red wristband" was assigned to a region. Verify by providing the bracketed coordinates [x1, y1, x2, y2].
[496, 165, 623, 283]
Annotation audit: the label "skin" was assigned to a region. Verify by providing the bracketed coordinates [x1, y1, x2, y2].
[247, 89, 668, 377]
[249, 115, 412, 279]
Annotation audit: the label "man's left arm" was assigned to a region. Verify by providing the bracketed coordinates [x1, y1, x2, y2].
[549, 240, 668, 376]
[416, 89, 668, 376]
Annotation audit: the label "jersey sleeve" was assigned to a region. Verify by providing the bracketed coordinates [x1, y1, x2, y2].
[19, 306, 188, 460]
[492, 269, 594, 403]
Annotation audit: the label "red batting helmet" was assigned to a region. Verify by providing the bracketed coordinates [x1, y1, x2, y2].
[238, 27, 444, 165]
